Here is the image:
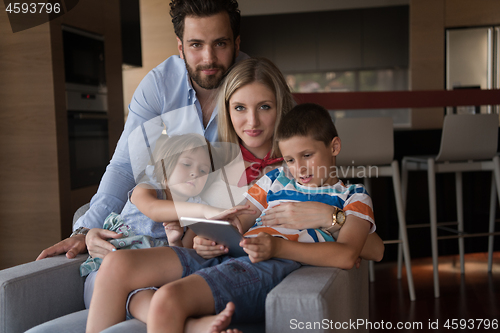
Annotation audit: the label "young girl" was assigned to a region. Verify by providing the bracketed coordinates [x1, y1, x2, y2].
[128, 133, 218, 246]
[87, 134, 226, 248]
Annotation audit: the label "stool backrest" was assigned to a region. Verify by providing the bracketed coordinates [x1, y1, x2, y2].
[436, 114, 499, 162]
[335, 117, 394, 167]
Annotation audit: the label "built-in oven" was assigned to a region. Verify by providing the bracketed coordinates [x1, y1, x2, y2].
[63, 26, 109, 189]
[68, 110, 109, 189]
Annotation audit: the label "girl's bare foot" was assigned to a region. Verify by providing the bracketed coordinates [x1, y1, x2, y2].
[209, 302, 236, 333]
[185, 302, 240, 333]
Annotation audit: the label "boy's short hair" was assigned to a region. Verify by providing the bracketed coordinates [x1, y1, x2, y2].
[276, 103, 338, 146]
[170, 0, 241, 40]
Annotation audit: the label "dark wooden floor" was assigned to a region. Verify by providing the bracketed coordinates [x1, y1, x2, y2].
[369, 252, 500, 332]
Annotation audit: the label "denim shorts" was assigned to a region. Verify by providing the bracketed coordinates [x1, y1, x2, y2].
[170, 246, 301, 323]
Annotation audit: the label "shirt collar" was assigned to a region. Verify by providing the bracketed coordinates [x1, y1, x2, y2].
[185, 71, 195, 98]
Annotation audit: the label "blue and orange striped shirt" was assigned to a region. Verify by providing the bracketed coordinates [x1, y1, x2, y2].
[243, 167, 376, 243]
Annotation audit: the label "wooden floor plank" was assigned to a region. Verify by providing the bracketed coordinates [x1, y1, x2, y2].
[369, 252, 500, 332]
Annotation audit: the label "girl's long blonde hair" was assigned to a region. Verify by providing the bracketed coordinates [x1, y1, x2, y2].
[217, 57, 294, 158]
[151, 133, 213, 189]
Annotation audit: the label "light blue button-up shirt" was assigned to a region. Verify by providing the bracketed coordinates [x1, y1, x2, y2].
[74, 53, 247, 230]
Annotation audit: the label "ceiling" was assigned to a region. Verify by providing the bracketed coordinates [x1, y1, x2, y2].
[238, 0, 409, 16]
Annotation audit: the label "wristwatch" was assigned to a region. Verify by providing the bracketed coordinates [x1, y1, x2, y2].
[321, 207, 346, 236]
[70, 227, 90, 238]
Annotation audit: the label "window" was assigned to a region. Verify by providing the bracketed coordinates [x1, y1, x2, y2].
[288, 68, 411, 128]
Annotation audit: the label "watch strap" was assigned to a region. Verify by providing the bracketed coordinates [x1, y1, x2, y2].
[70, 227, 90, 238]
[320, 207, 345, 236]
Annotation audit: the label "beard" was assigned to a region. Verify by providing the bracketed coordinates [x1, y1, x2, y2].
[183, 49, 236, 90]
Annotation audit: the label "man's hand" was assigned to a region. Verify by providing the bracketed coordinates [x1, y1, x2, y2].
[86, 228, 123, 259]
[193, 236, 228, 259]
[36, 235, 87, 260]
[240, 232, 280, 263]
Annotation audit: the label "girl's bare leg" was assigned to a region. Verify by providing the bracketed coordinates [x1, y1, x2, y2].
[86, 247, 183, 333]
[129, 289, 156, 323]
[147, 274, 217, 333]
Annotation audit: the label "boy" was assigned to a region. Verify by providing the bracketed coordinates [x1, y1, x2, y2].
[86, 103, 383, 333]
[238, 102, 381, 267]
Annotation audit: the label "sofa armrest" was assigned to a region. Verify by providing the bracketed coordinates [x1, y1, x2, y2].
[0, 255, 87, 333]
[265, 260, 368, 333]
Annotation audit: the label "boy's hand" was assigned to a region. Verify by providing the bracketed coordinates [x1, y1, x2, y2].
[193, 236, 229, 258]
[163, 221, 183, 245]
[240, 232, 280, 263]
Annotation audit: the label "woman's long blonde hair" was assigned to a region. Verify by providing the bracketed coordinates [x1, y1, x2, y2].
[217, 57, 294, 158]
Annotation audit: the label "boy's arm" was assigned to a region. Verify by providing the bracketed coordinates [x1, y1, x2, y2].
[241, 215, 372, 269]
[359, 232, 384, 262]
[330, 230, 384, 263]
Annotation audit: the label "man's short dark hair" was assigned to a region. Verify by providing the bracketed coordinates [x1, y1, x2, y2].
[170, 0, 240, 40]
[276, 103, 338, 146]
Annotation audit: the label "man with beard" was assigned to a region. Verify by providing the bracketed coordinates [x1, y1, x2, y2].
[36, 0, 246, 262]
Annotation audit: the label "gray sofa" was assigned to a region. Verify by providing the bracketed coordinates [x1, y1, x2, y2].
[1, 200, 369, 332]
[0, 255, 368, 333]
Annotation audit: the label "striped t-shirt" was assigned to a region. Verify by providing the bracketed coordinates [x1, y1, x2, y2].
[243, 167, 376, 243]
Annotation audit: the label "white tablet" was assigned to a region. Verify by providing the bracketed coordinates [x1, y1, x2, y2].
[179, 217, 247, 257]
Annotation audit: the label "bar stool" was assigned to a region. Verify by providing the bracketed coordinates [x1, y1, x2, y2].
[401, 113, 500, 298]
[335, 117, 416, 301]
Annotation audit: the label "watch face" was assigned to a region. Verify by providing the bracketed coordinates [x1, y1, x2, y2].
[337, 212, 346, 225]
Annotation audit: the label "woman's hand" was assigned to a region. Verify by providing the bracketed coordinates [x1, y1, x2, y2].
[260, 201, 334, 229]
[86, 228, 123, 259]
[193, 236, 228, 259]
[163, 221, 183, 246]
[240, 232, 280, 263]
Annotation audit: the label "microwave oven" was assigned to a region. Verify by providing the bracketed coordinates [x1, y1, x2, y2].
[62, 26, 106, 88]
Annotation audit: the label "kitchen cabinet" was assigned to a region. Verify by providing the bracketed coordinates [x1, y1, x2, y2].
[240, 5, 409, 73]
[362, 6, 409, 69]
[273, 13, 318, 72]
[317, 10, 362, 71]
